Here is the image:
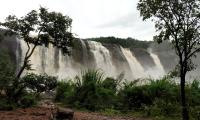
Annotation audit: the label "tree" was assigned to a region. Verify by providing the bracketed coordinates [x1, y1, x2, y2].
[0, 7, 73, 101]
[137, 0, 200, 120]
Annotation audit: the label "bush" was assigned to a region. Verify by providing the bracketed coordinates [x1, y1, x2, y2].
[55, 71, 200, 119]
[20, 94, 36, 108]
[190, 106, 200, 120]
[56, 70, 119, 111]
[22, 73, 58, 96]
[188, 80, 200, 106]
[72, 70, 106, 111]
[148, 78, 179, 104]
[0, 98, 15, 110]
[117, 80, 150, 111]
[143, 99, 180, 117]
[55, 80, 75, 103]
[0, 48, 15, 95]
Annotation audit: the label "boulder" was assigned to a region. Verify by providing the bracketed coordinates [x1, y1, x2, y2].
[56, 107, 74, 120]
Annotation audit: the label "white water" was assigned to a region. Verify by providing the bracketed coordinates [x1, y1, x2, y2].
[87, 41, 117, 77]
[147, 50, 165, 78]
[120, 47, 145, 79]
[17, 39, 166, 80]
[15, 38, 22, 73]
[19, 40, 79, 79]
[57, 50, 79, 79]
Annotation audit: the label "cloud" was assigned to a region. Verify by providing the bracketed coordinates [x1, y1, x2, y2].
[97, 12, 138, 28]
[0, 0, 155, 40]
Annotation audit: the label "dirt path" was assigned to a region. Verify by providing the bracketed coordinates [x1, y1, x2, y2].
[73, 111, 151, 120]
[0, 107, 151, 120]
[0, 107, 54, 120]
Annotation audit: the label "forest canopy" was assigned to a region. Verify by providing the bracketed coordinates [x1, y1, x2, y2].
[86, 37, 152, 49]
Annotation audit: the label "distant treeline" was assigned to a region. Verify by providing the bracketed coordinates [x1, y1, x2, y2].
[85, 37, 153, 49]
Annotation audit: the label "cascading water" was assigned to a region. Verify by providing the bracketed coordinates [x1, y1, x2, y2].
[87, 41, 117, 77]
[120, 47, 145, 79]
[57, 50, 79, 79]
[16, 38, 167, 80]
[146, 49, 165, 78]
[150, 53, 165, 76]
[19, 40, 79, 79]
[15, 37, 22, 73]
[80, 40, 88, 65]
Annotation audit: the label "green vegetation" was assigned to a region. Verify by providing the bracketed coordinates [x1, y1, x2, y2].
[0, 48, 16, 110]
[137, 1, 200, 119]
[0, 49, 58, 109]
[55, 70, 119, 111]
[86, 37, 152, 49]
[0, 7, 72, 109]
[0, 46, 199, 120]
[55, 70, 200, 120]
[0, 3, 199, 120]
[23, 73, 57, 97]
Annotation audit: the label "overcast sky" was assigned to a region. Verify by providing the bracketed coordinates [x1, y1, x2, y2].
[0, 0, 156, 40]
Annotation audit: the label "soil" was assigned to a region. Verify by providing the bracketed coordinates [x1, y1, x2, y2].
[73, 111, 151, 120]
[0, 107, 54, 120]
[0, 107, 151, 120]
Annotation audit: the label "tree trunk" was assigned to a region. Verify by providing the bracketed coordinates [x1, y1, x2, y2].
[16, 43, 37, 79]
[16, 60, 27, 79]
[180, 69, 189, 120]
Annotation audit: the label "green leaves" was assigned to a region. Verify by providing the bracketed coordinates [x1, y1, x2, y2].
[0, 49, 15, 92]
[22, 73, 57, 94]
[56, 70, 120, 111]
[38, 7, 73, 54]
[138, 1, 200, 119]
[137, 0, 200, 70]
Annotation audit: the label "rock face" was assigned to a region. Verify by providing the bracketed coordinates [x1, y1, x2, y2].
[0, 30, 21, 67]
[130, 48, 155, 69]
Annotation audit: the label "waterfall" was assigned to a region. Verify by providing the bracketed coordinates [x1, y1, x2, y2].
[19, 40, 79, 79]
[80, 39, 88, 65]
[87, 41, 116, 77]
[147, 49, 165, 78]
[57, 50, 79, 79]
[16, 38, 167, 80]
[120, 47, 145, 79]
[15, 38, 22, 73]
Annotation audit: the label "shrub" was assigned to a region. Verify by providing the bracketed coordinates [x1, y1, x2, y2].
[0, 48, 15, 95]
[188, 80, 200, 106]
[55, 80, 75, 103]
[56, 70, 119, 111]
[54, 71, 200, 119]
[72, 70, 105, 111]
[23, 73, 58, 96]
[143, 99, 180, 117]
[148, 78, 179, 104]
[0, 98, 15, 110]
[190, 106, 200, 120]
[118, 81, 151, 111]
[20, 94, 36, 108]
